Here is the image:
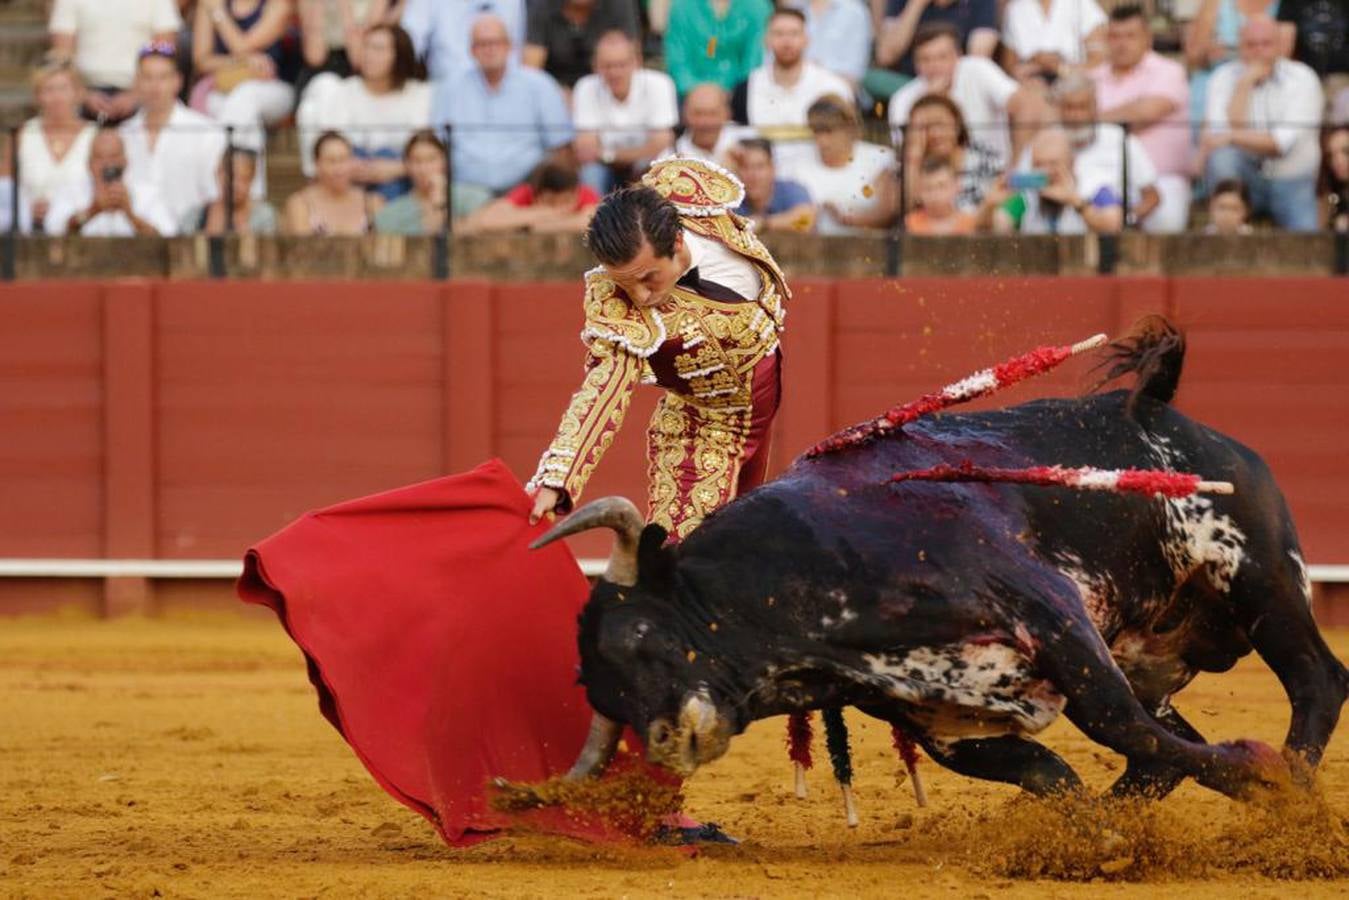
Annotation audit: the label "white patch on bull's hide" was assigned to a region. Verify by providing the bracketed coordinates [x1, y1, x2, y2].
[820, 588, 858, 628]
[1050, 550, 1119, 634]
[1289, 549, 1313, 609]
[1108, 628, 1194, 704]
[1140, 433, 1247, 592]
[861, 643, 1065, 739]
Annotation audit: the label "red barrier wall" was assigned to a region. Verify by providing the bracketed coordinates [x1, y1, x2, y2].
[2, 277, 1347, 615]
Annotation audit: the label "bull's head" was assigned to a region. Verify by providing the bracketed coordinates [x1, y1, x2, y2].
[531, 498, 736, 779]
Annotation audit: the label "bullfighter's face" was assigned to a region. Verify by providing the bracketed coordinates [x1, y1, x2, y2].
[577, 582, 737, 777]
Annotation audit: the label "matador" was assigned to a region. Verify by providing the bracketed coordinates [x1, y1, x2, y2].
[527, 157, 789, 540]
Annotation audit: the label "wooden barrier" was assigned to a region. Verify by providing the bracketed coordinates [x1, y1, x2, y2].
[2, 276, 1346, 616]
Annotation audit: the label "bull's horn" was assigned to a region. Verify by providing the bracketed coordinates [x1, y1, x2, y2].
[564, 712, 622, 780]
[530, 496, 644, 586]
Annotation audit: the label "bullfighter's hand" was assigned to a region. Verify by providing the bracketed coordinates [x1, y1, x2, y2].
[529, 487, 562, 525]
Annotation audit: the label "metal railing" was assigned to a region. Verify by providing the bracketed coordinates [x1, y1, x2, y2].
[2, 116, 1343, 280]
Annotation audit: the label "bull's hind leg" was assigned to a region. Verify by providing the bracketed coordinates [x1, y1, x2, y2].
[919, 734, 1082, 797]
[1106, 703, 1205, 799]
[855, 705, 1081, 796]
[1235, 558, 1349, 770]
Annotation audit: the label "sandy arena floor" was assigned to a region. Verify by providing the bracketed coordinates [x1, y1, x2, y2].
[2, 613, 1347, 899]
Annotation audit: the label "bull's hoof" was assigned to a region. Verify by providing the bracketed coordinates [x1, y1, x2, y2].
[488, 777, 551, 811]
[653, 821, 739, 846]
[1206, 740, 1297, 801]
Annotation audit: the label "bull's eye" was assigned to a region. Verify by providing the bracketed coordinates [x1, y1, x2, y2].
[650, 721, 674, 746]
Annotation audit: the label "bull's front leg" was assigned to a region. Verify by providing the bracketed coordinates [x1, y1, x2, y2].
[1035, 615, 1290, 800]
[1106, 702, 1204, 799]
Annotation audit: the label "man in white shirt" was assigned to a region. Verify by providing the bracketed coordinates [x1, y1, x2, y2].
[46, 129, 176, 237]
[667, 84, 754, 163]
[888, 23, 1043, 168]
[1053, 73, 1162, 229]
[48, 0, 181, 123]
[994, 127, 1123, 235]
[120, 45, 227, 228]
[1200, 16, 1323, 232]
[574, 30, 678, 194]
[732, 7, 853, 132]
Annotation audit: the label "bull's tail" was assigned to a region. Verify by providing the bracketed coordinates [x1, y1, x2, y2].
[1091, 315, 1185, 413]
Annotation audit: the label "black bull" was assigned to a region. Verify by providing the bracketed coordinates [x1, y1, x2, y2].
[534, 331, 1348, 801]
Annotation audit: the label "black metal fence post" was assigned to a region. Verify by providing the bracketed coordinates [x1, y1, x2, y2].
[886, 123, 906, 278]
[1120, 121, 1132, 229]
[433, 124, 452, 280]
[209, 125, 236, 279]
[1336, 231, 1348, 276]
[3, 124, 18, 281]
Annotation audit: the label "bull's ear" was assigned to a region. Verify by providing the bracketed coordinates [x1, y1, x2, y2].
[637, 524, 675, 589]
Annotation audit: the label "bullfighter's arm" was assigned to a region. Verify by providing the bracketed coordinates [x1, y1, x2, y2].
[526, 339, 643, 512]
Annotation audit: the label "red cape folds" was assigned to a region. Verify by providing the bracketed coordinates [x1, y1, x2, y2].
[237, 459, 634, 847]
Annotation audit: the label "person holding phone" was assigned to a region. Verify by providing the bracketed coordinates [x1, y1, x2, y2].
[45, 127, 177, 236]
[985, 127, 1123, 234]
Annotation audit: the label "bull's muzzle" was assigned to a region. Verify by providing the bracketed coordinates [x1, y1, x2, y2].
[645, 691, 733, 777]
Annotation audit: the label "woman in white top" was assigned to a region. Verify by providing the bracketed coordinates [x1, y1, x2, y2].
[794, 93, 898, 235]
[18, 61, 97, 233]
[296, 0, 401, 94]
[296, 24, 432, 200]
[1002, 0, 1107, 83]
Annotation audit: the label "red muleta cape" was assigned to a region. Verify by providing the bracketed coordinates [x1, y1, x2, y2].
[237, 458, 637, 846]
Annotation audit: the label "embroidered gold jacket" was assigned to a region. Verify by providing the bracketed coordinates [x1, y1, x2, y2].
[527, 158, 790, 506]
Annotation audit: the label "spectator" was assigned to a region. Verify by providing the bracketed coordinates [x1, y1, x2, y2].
[458, 158, 600, 232]
[905, 156, 977, 233]
[780, 0, 873, 85]
[522, 0, 640, 90]
[180, 150, 279, 233]
[374, 130, 450, 233]
[283, 131, 383, 234]
[432, 15, 573, 212]
[669, 83, 753, 162]
[1277, 0, 1349, 94]
[121, 43, 227, 228]
[731, 8, 853, 131]
[573, 31, 678, 194]
[1090, 4, 1191, 234]
[1201, 16, 1323, 232]
[0, 134, 34, 235]
[1002, 0, 1108, 82]
[1203, 177, 1253, 233]
[48, 0, 182, 124]
[731, 137, 815, 230]
[795, 93, 897, 233]
[990, 127, 1123, 234]
[296, 0, 399, 94]
[1322, 125, 1349, 231]
[901, 93, 1001, 213]
[297, 24, 431, 200]
[1185, 0, 1293, 134]
[18, 61, 96, 232]
[889, 24, 1042, 168]
[664, 0, 774, 96]
[46, 128, 177, 236]
[402, 0, 525, 82]
[1051, 73, 1162, 230]
[191, 0, 296, 154]
[873, 0, 998, 85]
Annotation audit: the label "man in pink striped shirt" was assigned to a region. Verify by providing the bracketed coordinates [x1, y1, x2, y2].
[1090, 4, 1192, 232]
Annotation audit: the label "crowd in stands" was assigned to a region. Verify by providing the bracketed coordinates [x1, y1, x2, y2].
[1, 0, 1347, 239]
